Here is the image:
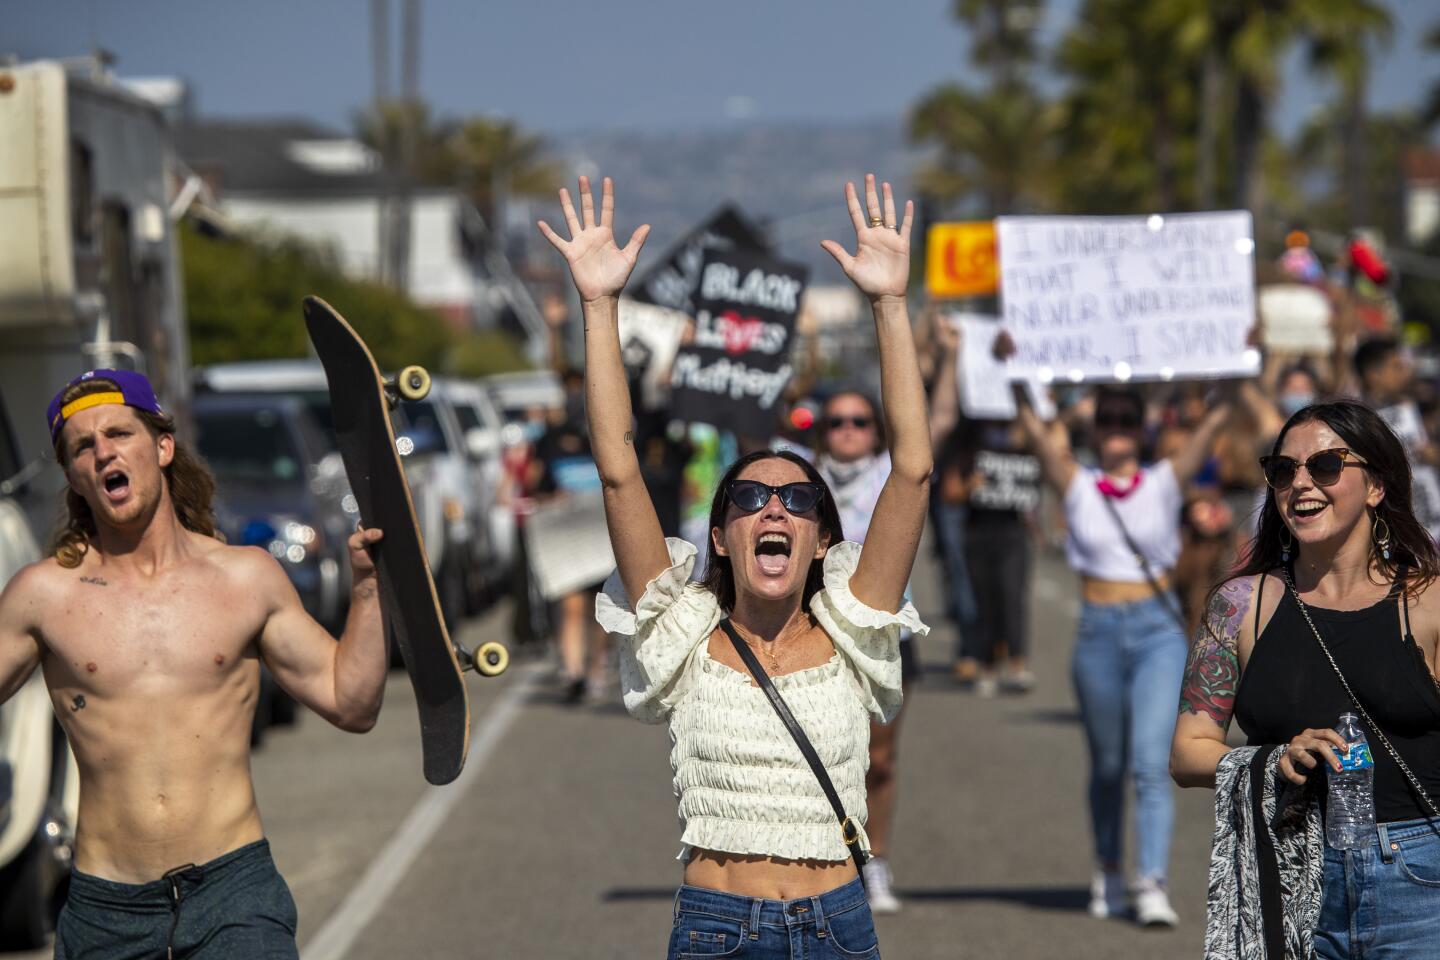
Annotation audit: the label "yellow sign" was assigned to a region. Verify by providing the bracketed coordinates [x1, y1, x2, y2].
[926, 222, 998, 298]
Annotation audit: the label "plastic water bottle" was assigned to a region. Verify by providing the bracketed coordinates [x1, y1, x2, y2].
[1326, 713, 1376, 850]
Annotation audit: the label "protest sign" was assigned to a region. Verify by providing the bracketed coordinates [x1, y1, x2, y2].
[997, 212, 1259, 383]
[670, 249, 807, 438]
[631, 206, 770, 315]
[524, 492, 615, 601]
[927, 222, 998, 298]
[953, 314, 1016, 419]
[616, 299, 690, 409]
[1259, 284, 1334, 354]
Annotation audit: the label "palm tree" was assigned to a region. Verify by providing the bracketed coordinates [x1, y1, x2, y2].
[910, 0, 1056, 217]
[1054, 0, 1205, 213]
[910, 82, 1057, 216]
[1156, 0, 1390, 217]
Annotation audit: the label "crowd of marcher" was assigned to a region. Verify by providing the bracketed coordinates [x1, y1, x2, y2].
[504, 177, 1440, 958]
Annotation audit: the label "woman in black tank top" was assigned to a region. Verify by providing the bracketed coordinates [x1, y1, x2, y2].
[1171, 400, 1440, 959]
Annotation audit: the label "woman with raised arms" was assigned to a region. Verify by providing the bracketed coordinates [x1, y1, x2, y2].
[538, 174, 930, 959]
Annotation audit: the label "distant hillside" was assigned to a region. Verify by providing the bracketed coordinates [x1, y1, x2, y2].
[514, 118, 927, 286]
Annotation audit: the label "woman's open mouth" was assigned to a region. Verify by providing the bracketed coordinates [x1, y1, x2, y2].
[755, 532, 792, 577]
[1291, 499, 1328, 523]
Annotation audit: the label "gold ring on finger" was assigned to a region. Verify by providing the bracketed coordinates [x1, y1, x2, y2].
[869, 216, 885, 227]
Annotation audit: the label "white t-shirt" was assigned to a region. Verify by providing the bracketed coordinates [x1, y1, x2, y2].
[1064, 461, 1183, 582]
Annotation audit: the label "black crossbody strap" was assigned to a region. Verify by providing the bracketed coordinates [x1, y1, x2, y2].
[719, 619, 868, 871]
[1097, 490, 1189, 634]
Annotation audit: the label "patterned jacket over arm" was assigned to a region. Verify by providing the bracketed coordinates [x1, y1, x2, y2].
[1205, 746, 1324, 960]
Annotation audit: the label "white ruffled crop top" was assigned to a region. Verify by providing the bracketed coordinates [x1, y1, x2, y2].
[595, 537, 928, 863]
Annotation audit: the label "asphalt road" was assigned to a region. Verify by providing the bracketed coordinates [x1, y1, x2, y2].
[7, 543, 1225, 959]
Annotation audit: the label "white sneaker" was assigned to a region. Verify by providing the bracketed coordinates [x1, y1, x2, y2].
[975, 676, 999, 698]
[1088, 869, 1127, 919]
[1134, 877, 1179, 928]
[862, 857, 901, 914]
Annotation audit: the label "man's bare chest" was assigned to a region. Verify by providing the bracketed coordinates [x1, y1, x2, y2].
[40, 570, 267, 693]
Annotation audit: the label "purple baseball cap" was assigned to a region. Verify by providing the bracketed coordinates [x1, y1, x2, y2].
[47, 369, 165, 443]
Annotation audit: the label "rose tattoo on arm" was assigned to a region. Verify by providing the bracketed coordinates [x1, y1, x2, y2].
[1178, 576, 1253, 727]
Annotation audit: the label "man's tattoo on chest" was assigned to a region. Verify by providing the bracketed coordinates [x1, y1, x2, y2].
[1179, 578, 1250, 725]
[70, 695, 86, 712]
[79, 576, 107, 586]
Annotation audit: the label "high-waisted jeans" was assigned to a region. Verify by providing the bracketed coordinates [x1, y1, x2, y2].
[667, 877, 878, 959]
[1315, 817, 1440, 959]
[1071, 594, 1188, 881]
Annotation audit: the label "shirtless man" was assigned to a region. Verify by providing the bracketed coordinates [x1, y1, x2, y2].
[0, 370, 389, 959]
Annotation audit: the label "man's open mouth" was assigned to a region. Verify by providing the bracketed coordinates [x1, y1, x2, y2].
[755, 532, 792, 577]
[102, 471, 131, 501]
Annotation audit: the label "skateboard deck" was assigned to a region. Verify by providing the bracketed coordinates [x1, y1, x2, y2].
[303, 296, 505, 785]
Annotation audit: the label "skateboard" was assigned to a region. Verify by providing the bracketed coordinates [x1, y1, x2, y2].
[303, 296, 508, 785]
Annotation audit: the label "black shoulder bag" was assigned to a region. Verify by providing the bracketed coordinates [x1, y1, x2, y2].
[1097, 491, 1190, 635]
[718, 619, 869, 873]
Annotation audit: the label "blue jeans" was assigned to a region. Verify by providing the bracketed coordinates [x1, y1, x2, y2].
[667, 877, 878, 959]
[1315, 817, 1440, 959]
[1071, 594, 1188, 881]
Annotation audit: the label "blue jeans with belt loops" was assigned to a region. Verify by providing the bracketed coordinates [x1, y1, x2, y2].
[667, 877, 878, 959]
[1315, 817, 1440, 959]
[1071, 593, 1189, 882]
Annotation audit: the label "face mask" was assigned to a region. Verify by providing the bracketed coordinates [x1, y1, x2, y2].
[1279, 393, 1315, 417]
[522, 421, 545, 443]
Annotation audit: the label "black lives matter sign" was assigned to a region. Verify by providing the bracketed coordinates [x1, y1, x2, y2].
[631, 206, 770, 315]
[671, 250, 807, 438]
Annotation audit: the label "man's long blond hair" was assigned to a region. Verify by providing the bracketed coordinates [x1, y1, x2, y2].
[51, 378, 218, 568]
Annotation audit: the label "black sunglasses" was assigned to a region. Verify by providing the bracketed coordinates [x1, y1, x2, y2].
[1259, 447, 1368, 491]
[726, 480, 825, 515]
[827, 416, 873, 430]
[1096, 410, 1143, 430]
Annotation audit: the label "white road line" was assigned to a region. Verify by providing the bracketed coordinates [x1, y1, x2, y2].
[300, 664, 540, 960]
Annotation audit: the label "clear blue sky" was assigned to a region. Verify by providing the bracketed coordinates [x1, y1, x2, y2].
[7, 0, 1437, 137]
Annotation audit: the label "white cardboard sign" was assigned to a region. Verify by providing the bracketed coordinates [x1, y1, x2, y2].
[955, 314, 1015, 419]
[997, 212, 1259, 384]
[1259, 284, 1333, 354]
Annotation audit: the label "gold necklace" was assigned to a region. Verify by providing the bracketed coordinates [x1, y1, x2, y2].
[734, 624, 783, 673]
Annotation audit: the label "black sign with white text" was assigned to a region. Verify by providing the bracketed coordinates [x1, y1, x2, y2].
[631, 206, 771, 315]
[670, 250, 808, 438]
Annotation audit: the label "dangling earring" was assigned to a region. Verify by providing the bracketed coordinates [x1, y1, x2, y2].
[1280, 526, 1294, 564]
[1374, 516, 1393, 562]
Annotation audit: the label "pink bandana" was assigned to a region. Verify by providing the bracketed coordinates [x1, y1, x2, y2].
[1096, 471, 1144, 500]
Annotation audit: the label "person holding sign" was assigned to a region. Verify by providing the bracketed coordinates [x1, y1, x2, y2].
[539, 174, 930, 958]
[1016, 379, 1233, 928]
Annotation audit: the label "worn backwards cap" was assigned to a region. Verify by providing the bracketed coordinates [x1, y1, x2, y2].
[47, 369, 165, 443]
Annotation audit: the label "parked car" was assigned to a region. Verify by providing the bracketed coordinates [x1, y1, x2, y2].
[434, 378, 511, 600]
[194, 393, 352, 632]
[481, 370, 564, 430]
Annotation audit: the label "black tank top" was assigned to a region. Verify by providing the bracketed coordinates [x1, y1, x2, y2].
[1234, 568, 1440, 823]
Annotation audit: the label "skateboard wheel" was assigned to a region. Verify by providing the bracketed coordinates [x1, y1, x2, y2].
[397, 365, 431, 401]
[473, 642, 509, 677]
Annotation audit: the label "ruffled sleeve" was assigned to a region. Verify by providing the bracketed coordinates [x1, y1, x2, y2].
[809, 540, 928, 724]
[595, 537, 721, 724]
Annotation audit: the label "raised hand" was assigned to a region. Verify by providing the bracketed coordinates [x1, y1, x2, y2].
[537, 176, 650, 304]
[821, 173, 913, 302]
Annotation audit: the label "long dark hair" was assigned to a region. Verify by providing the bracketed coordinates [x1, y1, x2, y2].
[51, 378, 218, 568]
[699, 450, 845, 615]
[1231, 399, 1439, 594]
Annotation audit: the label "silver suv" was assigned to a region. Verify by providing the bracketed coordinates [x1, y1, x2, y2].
[193, 360, 488, 624]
